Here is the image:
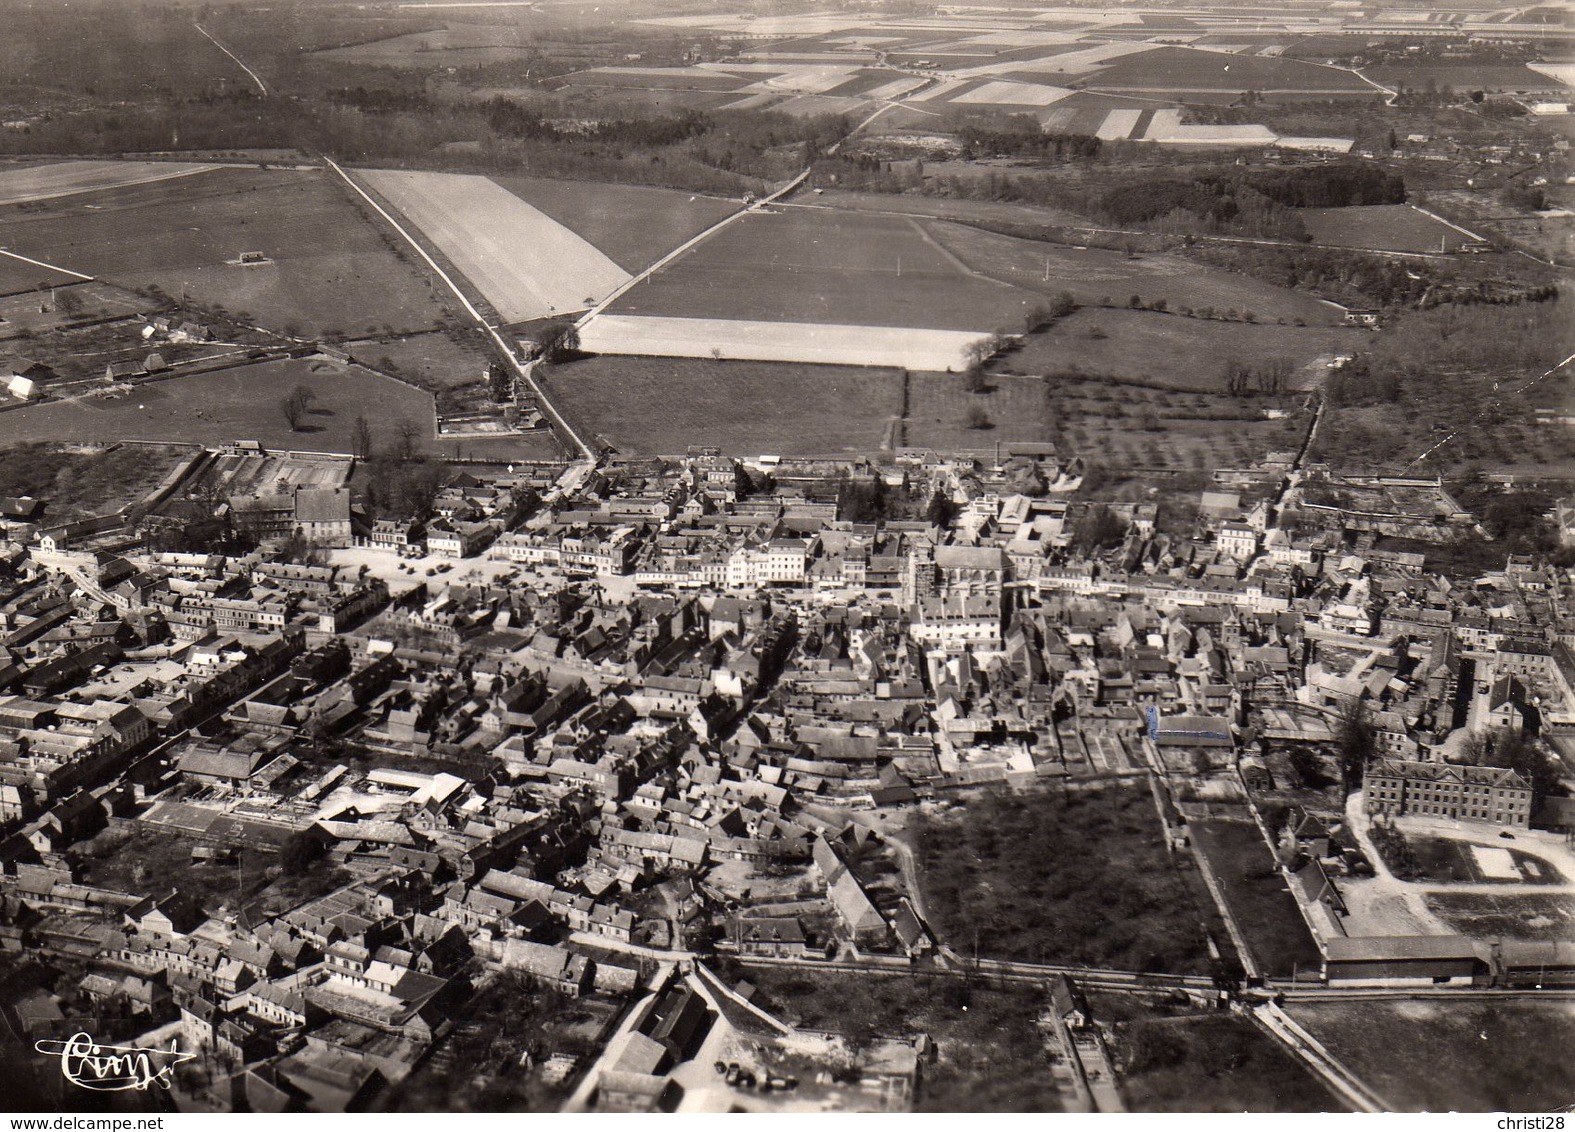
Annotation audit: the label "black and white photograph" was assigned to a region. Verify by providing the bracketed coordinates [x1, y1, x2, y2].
[0, 0, 1571, 1118]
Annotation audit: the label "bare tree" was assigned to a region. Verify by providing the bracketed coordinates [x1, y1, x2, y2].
[280, 395, 305, 431]
[352, 415, 373, 459]
[395, 418, 422, 460]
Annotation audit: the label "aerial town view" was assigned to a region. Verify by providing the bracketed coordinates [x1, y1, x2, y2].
[0, 0, 1572, 1117]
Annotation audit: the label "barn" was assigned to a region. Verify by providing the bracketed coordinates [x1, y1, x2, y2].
[1323, 935, 1485, 987]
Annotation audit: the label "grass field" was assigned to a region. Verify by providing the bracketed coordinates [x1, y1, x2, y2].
[345, 329, 491, 389]
[1299, 204, 1481, 254]
[1, 167, 452, 338]
[0, 160, 219, 206]
[490, 175, 737, 274]
[912, 784, 1226, 974]
[610, 207, 1042, 332]
[904, 374, 1054, 451]
[311, 25, 538, 67]
[0, 357, 435, 455]
[579, 313, 990, 370]
[1005, 309, 1362, 390]
[922, 222, 1342, 326]
[1423, 891, 1575, 941]
[1188, 819, 1322, 978]
[1079, 46, 1377, 95]
[362, 169, 632, 324]
[0, 253, 87, 295]
[1093, 995, 1343, 1112]
[1286, 1000, 1575, 1111]
[1365, 63, 1570, 92]
[541, 355, 901, 456]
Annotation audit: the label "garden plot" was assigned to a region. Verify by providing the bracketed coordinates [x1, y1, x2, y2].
[0, 160, 219, 206]
[578, 314, 989, 372]
[361, 170, 632, 324]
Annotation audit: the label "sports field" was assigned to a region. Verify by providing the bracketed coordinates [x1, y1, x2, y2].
[608, 208, 1041, 332]
[1299, 204, 1483, 254]
[489, 176, 737, 274]
[362, 169, 632, 324]
[541, 355, 901, 456]
[1, 167, 453, 338]
[0, 160, 220, 206]
[578, 314, 990, 371]
[0, 357, 435, 454]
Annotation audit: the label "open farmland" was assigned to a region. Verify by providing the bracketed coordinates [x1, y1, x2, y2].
[609, 208, 1041, 332]
[0, 357, 435, 455]
[0, 160, 219, 206]
[1298, 204, 1484, 254]
[578, 314, 990, 371]
[924, 223, 1343, 326]
[0, 167, 453, 338]
[345, 330, 491, 390]
[1286, 1000, 1575, 1111]
[490, 176, 737, 273]
[310, 24, 538, 68]
[1365, 63, 1571, 93]
[540, 355, 901, 456]
[1006, 308, 1364, 390]
[1077, 46, 1379, 97]
[362, 170, 632, 324]
[0, 251, 89, 295]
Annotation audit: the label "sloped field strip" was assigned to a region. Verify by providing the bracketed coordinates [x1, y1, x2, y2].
[578, 313, 989, 371]
[360, 169, 632, 324]
[0, 160, 221, 206]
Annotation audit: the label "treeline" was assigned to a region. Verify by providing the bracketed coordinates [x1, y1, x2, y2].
[0, 90, 849, 196]
[1100, 179, 1309, 241]
[1099, 163, 1404, 240]
[1189, 241, 1558, 310]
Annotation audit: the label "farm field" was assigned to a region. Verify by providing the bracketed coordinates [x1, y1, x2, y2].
[922, 222, 1343, 326]
[0, 168, 452, 339]
[1077, 46, 1378, 95]
[0, 253, 89, 296]
[1006, 308, 1363, 390]
[361, 169, 631, 324]
[608, 208, 1042, 332]
[0, 357, 436, 455]
[1285, 1000, 1575, 1111]
[1298, 204, 1482, 253]
[578, 313, 989, 371]
[1188, 818, 1323, 979]
[0, 160, 219, 206]
[1365, 63, 1570, 92]
[489, 176, 736, 274]
[310, 25, 537, 67]
[904, 374, 1054, 452]
[540, 355, 901, 456]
